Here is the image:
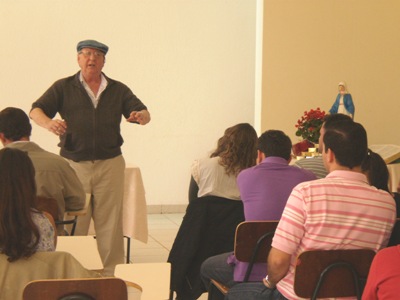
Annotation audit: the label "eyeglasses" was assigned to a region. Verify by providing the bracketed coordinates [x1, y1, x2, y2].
[79, 50, 104, 58]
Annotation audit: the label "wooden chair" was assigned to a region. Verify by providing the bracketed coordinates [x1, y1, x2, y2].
[36, 194, 90, 236]
[208, 221, 279, 298]
[293, 249, 376, 300]
[22, 278, 134, 300]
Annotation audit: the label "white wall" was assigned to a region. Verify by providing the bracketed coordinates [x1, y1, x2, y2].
[0, 0, 257, 207]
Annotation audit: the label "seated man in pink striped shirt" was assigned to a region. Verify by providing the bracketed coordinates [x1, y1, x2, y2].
[227, 119, 396, 300]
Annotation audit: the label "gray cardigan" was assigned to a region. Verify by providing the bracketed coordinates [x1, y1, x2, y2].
[32, 72, 147, 161]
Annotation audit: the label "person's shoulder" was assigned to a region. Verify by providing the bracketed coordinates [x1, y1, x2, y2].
[289, 165, 317, 179]
[294, 157, 324, 169]
[238, 164, 257, 176]
[27, 143, 61, 158]
[29, 146, 72, 168]
[295, 156, 323, 165]
[237, 164, 264, 187]
[193, 156, 213, 164]
[376, 245, 400, 259]
[46, 73, 80, 92]
[293, 175, 327, 190]
[103, 73, 129, 88]
[41, 151, 69, 163]
[191, 156, 216, 171]
[53, 73, 79, 84]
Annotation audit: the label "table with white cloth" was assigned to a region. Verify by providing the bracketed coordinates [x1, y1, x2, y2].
[81, 164, 148, 263]
[123, 163, 149, 262]
[387, 163, 400, 193]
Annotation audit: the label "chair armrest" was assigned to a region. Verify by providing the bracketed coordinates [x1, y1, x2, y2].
[125, 280, 142, 300]
[66, 193, 91, 217]
[125, 280, 142, 292]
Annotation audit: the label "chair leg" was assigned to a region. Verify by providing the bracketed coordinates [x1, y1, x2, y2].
[70, 216, 78, 236]
[125, 236, 131, 263]
[208, 281, 227, 300]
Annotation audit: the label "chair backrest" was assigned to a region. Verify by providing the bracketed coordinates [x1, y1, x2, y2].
[234, 221, 279, 262]
[234, 221, 279, 281]
[294, 249, 376, 300]
[35, 196, 59, 222]
[206, 220, 279, 298]
[23, 278, 128, 300]
[36, 195, 82, 235]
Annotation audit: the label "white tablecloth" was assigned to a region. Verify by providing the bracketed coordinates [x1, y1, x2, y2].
[123, 164, 148, 243]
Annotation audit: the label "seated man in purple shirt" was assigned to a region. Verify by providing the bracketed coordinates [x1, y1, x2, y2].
[200, 130, 316, 300]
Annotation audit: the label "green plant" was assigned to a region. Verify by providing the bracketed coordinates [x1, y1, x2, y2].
[295, 108, 326, 144]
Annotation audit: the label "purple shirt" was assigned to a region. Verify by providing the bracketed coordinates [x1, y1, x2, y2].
[229, 156, 316, 282]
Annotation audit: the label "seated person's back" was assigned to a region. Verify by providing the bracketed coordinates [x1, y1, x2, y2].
[0, 107, 85, 234]
[226, 116, 396, 300]
[293, 156, 328, 179]
[170, 123, 258, 299]
[200, 130, 316, 296]
[189, 123, 258, 201]
[238, 129, 316, 221]
[234, 130, 316, 280]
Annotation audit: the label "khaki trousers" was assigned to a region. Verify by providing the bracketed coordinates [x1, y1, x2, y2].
[68, 155, 125, 276]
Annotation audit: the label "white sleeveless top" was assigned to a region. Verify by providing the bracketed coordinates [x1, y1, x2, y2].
[191, 156, 241, 200]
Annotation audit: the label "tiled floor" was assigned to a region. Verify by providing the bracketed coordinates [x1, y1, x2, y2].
[129, 213, 183, 264]
[127, 213, 208, 300]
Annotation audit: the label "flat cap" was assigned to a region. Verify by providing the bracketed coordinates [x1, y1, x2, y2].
[77, 39, 109, 54]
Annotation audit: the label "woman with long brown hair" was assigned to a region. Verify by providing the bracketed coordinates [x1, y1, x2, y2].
[169, 123, 258, 299]
[0, 148, 56, 262]
[189, 123, 258, 202]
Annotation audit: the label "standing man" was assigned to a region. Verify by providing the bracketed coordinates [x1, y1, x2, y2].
[226, 120, 396, 300]
[0, 107, 85, 235]
[30, 39, 151, 275]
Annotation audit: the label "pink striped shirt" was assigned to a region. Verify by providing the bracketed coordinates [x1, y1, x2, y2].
[272, 170, 396, 300]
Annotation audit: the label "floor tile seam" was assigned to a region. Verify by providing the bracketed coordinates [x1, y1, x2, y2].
[149, 234, 174, 252]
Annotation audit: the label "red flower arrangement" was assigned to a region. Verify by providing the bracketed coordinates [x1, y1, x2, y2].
[295, 108, 326, 144]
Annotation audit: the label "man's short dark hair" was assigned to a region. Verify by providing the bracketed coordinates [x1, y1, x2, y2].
[0, 107, 32, 141]
[323, 121, 367, 169]
[323, 114, 353, 130]
[258, 130, 292, 160]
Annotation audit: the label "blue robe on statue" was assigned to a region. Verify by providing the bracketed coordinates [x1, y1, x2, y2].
[329, 93, 355, 119]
